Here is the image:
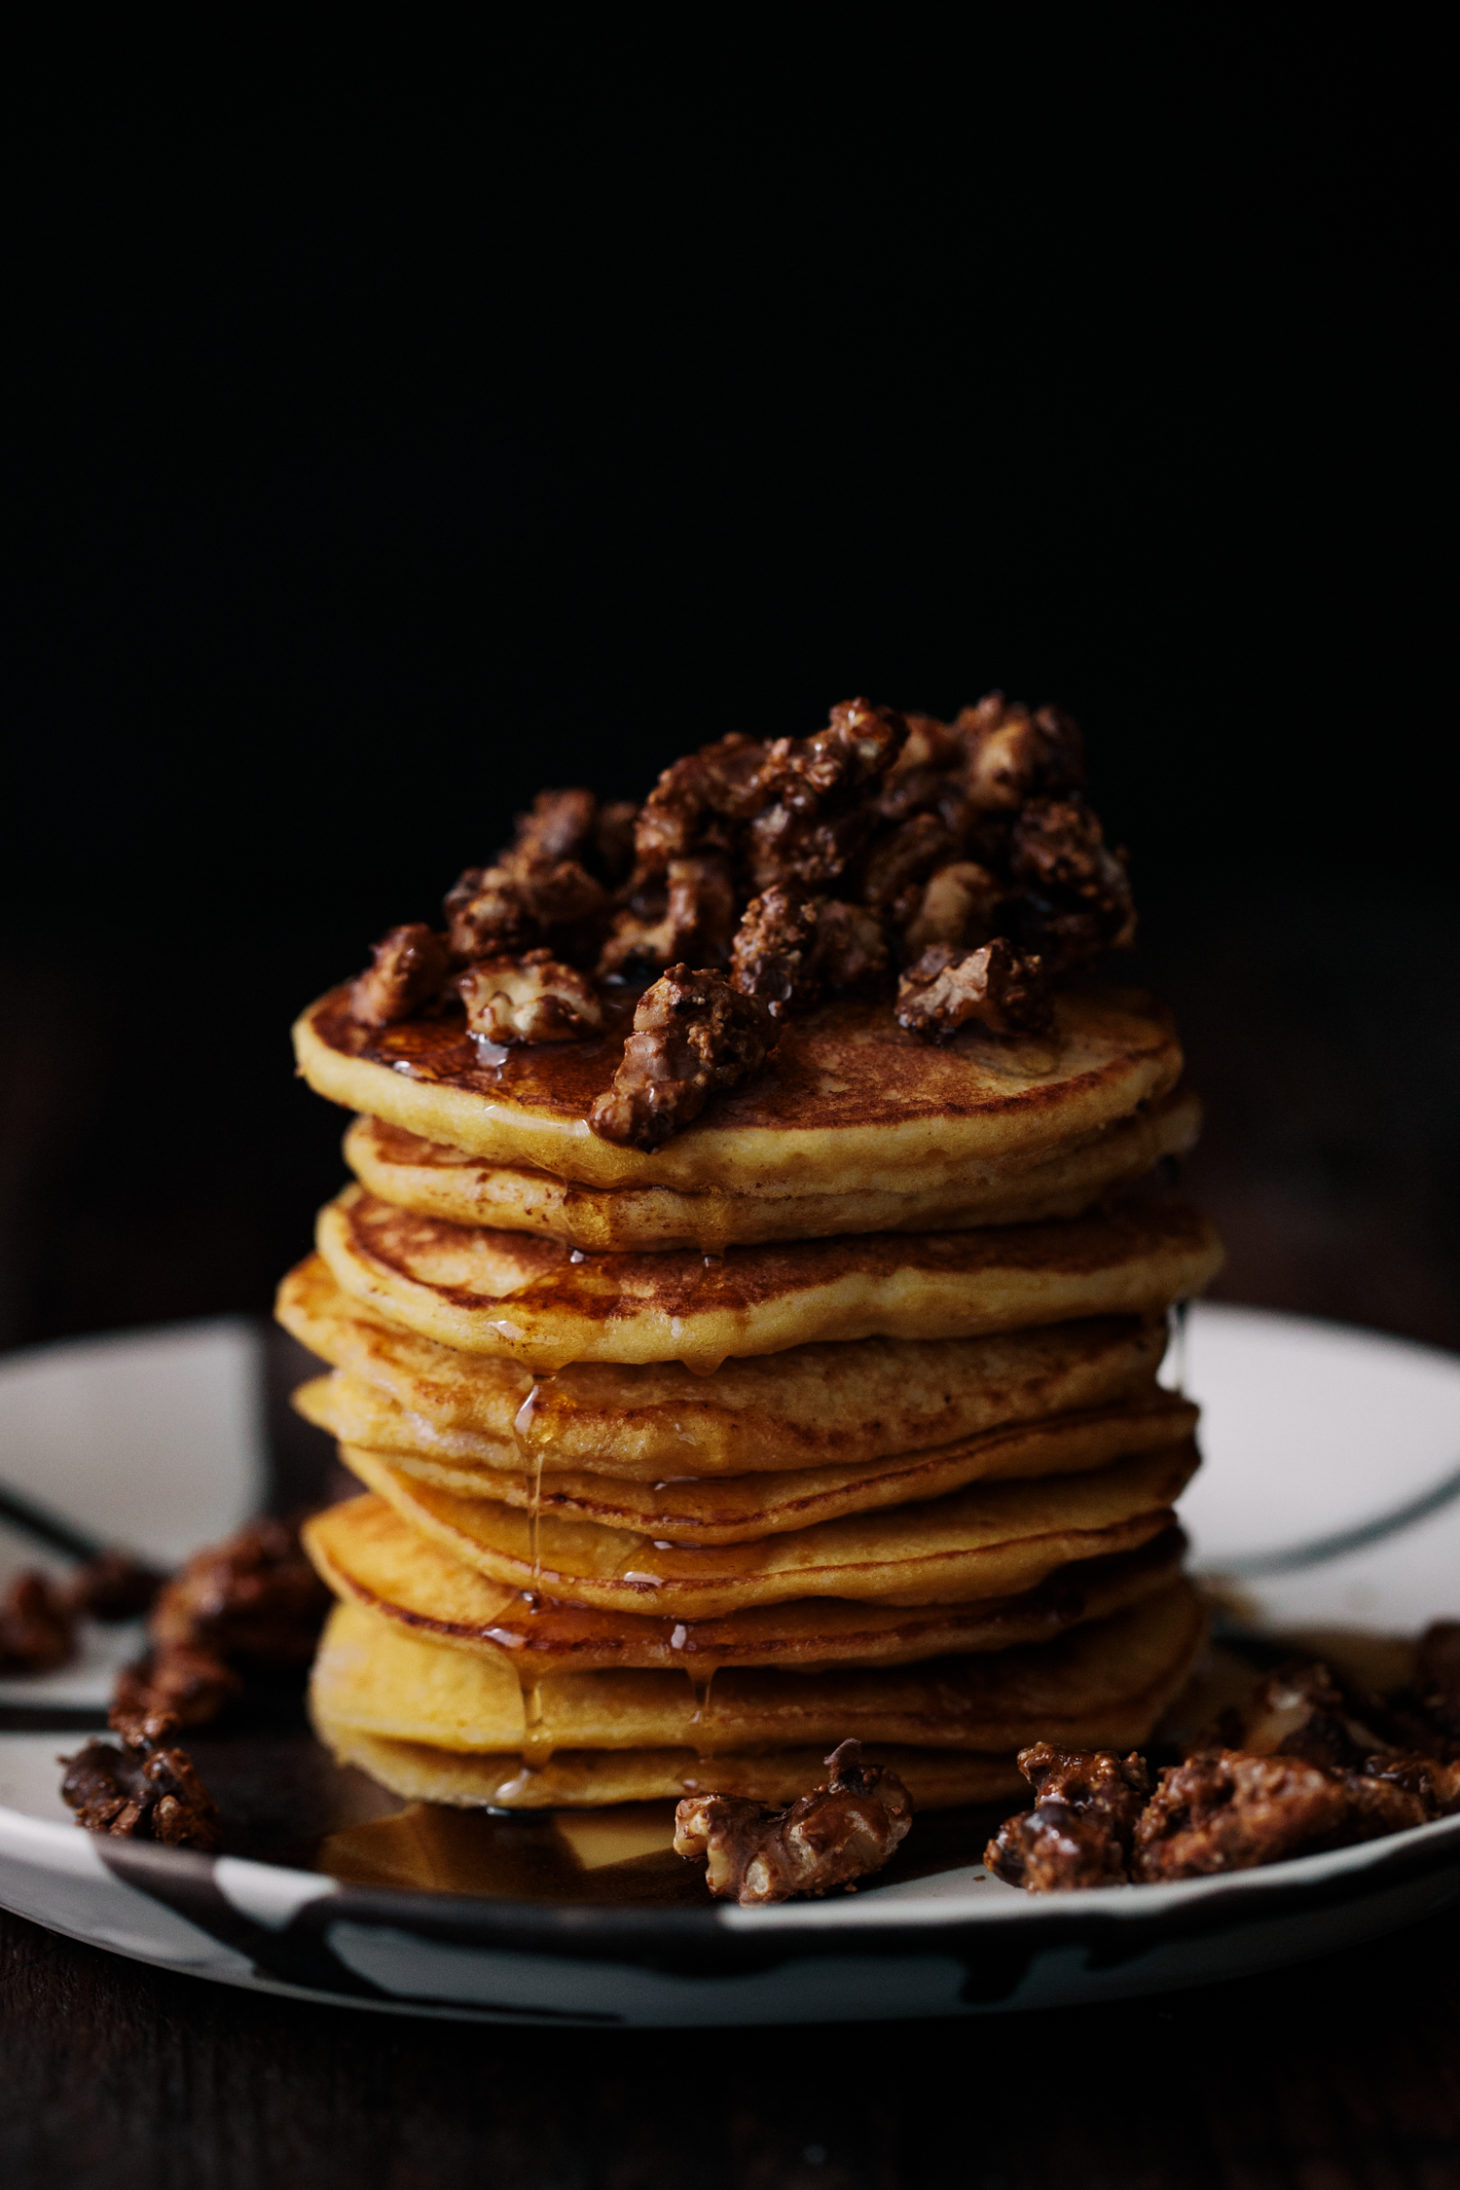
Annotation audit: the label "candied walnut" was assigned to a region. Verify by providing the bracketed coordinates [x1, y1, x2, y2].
[510, 787, 599, 865]
[350, 924, 449, 1028]
[443, 855, 606, 962]
[674, 1739, 912, 1906]
[150, 1517, 329, 1670]
[1359, 1752, 1460, 1817]
[510, 789, 638, 886]
[862, 813, 963, 925]
[61, 1709, 222, 1853]
[744, 701, 909, 895]
[985, 1744, 1150, 1891]
[758, 699, 908, 813]
[811, 899, 888, 995]
[112, 1643, 244, 1731]
[896, 939, 1051, 1042]
[65, 1551, 167, 1623]
[877, 712, 969, 828]
[903, 861, 1004, 957]
[598, 853, 738, 979]
[730, 889, 888, 1016]
[1341, 1770, 1431, 1838]
[0, 1570, 75, 1673]
[635, 734, 769, 871]
[955, 695, 1086, 812]
[1229, 1660, 1400, 1772]
[1132, 1751, 1353, 1881]
[745, 800, 877, 895]
[1009, 796, 1135, 968]
[589, 965, 776, 1151]
[458, 950, 604, 1044]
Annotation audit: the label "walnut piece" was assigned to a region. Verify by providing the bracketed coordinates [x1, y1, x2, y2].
[862, 813, 963, 926]
[0, 1570, 75, 1674]
[350, 924, 450, 1028]
[730, 889, 888, 1016]
[65, 1551, 168, 1623]
[1132, 1750, 1354, 1881]
[510, 787, 599, 865]
[745, 700, 909, 895]
[61, 1709, 222, 1852]
[1219, 1660, 1403, 1772]
[113, 1517, 327, 1733]
[111, 1643, 244, 1731]
[903, 861, 1003, 957]
[985, 1744, 1151, 1890]
[509, 788, 638, 885]
[150, 1517, 329, 1669]
[1009, 795, 1135, 969]
[598, 853, 738, 980]
[444, 854, 606, 962]
[589, 964, 777, 1151]
[895, 938, 1051, 1041]
[458, 950, 604, 1044]
[674, 1739, 912, 1905]
[957, 695, 1086, 813]
[634, 733, 769, 871]
[991, 1653, 1460, 1894]
[758, 699, 908, 813]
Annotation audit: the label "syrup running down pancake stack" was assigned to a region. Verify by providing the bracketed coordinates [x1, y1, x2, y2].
[280, 696, 1223, 1809]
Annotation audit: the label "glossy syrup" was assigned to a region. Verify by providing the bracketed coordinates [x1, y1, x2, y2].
[511, 1373, 558, 1774]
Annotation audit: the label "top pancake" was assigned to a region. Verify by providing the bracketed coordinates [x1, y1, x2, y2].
[295, 983, 1183, 1195]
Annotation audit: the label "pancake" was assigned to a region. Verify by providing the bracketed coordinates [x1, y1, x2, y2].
[316, 1188, 1224, 1370]
[342, 1086, 1202, 1249]
[309, 1582, 1203, 1753]
[340, 1439, 1199, 1616]
[297, 1374, 1198, 1542]
[295, 983, 1183, 1194]
[277, 1256, 1172, 1475]
[309, 1723, 1028, 1810]
[305, 1495, 1190, 1671]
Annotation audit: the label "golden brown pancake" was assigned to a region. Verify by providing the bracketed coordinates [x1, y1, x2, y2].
[316, 1187, 1223, 1370]
[340, 1439, 1199, 1617]
[295, 983, 1183, 1194]
[310, 1582, 1202, 1754]
[277, 1256, 1172, 1475]
[308, 1725, 1028, 1810]
[305, 1495, 1189, 1672]
[297, 1373, 1197, 1542]
[342, 1086, 1202, 1249]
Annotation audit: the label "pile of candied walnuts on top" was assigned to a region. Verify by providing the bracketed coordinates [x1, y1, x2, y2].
[988, 1628, 1460, 1890]
[347, 695, 1136, 1149]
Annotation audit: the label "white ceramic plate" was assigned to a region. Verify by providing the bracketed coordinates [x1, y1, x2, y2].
[2, 1305, 1458, 2025]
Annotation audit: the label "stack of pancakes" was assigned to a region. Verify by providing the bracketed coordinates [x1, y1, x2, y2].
[281, 982, 1222, 1809]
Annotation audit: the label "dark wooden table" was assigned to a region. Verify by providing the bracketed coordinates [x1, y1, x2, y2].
[3, 881, 1459, 2187]
[3, 1893, 1458, 2188]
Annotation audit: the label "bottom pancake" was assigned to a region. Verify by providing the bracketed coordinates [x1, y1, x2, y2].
[310, 1723, 1029, 1810]
[310, 1582, 1202, 1758]
[305, 1493, 1189, 1672]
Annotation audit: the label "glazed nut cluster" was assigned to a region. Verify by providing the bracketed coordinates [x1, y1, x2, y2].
[987, 1633, 1460, 1890]
[346, 695, 1136, 1148]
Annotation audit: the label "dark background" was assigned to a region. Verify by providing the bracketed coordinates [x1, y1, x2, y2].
[2, 34, 1456, 1345]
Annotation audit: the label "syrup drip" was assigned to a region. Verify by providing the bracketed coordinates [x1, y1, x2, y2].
[511, 1371, 558, 1769]
[521, 1678, 554, 1770]
[687, 1667, 717, 1738]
